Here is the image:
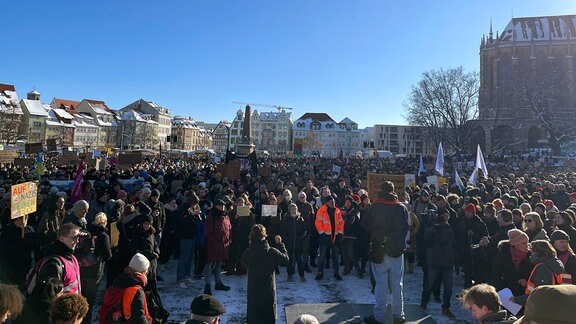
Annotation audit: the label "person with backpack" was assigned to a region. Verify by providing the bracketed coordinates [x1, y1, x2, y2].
[100, 253, 152, 324]
[18, 223, 82, 324]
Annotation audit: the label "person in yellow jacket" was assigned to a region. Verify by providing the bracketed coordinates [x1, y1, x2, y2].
[314, 196, 344, 281]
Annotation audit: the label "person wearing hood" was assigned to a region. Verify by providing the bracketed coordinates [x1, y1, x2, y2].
[241, 224, 289, 324]
[341, 195, 362, 278]
[361, 181, 409, 324]
[100, 253, 152, 324]
[510, 240, 565, 306]
[114, 204, 144, 284]
[550, 230, 576, 284]
[280, 202, 307, 282]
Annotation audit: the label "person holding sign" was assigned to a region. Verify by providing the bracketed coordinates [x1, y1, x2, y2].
[0, 214, 36, 288]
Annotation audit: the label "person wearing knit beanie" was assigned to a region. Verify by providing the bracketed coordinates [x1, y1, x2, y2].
[507, 229, 529, 248]
[464, 203, 477, 215]
[129, 253, 150, 273]
[117, 190, 128, 201]
[550, 230, 570, 243]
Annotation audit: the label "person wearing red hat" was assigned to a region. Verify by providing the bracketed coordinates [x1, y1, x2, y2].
[460, 203, 489, 288]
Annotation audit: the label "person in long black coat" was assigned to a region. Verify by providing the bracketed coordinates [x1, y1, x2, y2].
[241, 224, 289, 324]
[0, 215, 36, 288]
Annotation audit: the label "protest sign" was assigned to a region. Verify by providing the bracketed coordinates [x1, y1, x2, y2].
[0, 150, 18, 164]
[367, 173, 405, 202]
[47, 139, 57, 152]
[118, 152, 142, 165]
[11, 181, 37, 219]
[261, 205, 278, 217]
[405, 174, 416, 189]
[237, 206, 251, 217]
[25, 143, 43, 154]
[14, 158, 35, 167]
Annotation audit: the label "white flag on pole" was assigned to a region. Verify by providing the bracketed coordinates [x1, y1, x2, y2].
[435, 142, 444, 177]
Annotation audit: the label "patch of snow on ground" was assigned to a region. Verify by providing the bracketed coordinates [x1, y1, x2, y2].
[94, 260, 475, 323]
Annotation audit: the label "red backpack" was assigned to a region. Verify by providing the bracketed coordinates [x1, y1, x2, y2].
[99, 285, 151, 323]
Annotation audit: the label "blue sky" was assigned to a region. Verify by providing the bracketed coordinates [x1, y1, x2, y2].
[2, 1, 575, 128]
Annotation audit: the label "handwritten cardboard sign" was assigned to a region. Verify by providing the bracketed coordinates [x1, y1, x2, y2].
[11, 181, 37, 219]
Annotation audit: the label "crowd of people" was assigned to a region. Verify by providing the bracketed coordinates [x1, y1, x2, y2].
[0, 152, 576, 323]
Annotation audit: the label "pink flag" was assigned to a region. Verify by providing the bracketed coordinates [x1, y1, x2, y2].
[70, 160, 84, 203]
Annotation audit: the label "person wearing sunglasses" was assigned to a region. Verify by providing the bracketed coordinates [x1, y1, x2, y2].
[523, 212, 549, 242]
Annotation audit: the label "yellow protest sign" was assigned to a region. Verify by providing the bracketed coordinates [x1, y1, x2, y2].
[367, 173, 405, 202]
[11, 181, 38, 219]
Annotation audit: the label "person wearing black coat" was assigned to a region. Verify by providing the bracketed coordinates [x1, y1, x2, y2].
[460, 203, 489, 288]
[420, 207, 456, 318]
[241, 224, 289, 324]
[280, 203, 307, 281]
[341, 197, 362, 277]
[491, 234, 532, 297]
[0, 215, 36, 288]
[81, 215, 111, 324]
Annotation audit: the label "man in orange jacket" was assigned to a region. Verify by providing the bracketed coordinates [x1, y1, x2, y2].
[314, 196, 344, 281]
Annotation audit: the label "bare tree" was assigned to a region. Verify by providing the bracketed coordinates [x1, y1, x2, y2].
[0, 106, 23, 145]
[404, 66, 480, 153]
[303, 132, 323, 155]
[514, 58, 575, 155]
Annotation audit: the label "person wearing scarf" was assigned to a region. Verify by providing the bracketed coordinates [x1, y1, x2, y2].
[491, 229, 532, 296]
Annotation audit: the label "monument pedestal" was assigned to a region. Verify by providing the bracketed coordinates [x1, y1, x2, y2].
[236, 143, 255, 155]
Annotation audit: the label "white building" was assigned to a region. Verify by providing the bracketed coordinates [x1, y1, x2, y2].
[119, 99, 171, 149]
[229, 108, 293, 153]
[293, 113, 341, 157]
[72, 113, 99, 149]
[336, 117, 362, 156]
[119, 110, 159, 150]
[0, 83, 24, 144]
[75, 99, 119, 149]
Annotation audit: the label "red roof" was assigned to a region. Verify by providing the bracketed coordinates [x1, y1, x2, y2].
[53, 98, 81, 113]
[0, 84, 16, 92]
[296, 113, 335, 122]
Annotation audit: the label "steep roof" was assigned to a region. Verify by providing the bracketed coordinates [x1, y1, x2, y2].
[499, 15, 576, 42]
[85, 99, 113, 114]
[0, 84, 15, 92]
[53, 98, 81, 111]
[21, 99, 49, 117]
[296, 113, 335, 122]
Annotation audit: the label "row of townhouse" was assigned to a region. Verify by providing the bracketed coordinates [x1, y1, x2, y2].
[0, 82, 432, 157]
[0, 83, 216, 152]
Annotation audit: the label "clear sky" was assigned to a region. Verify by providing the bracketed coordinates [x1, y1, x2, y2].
[2, 1, 575, 128]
